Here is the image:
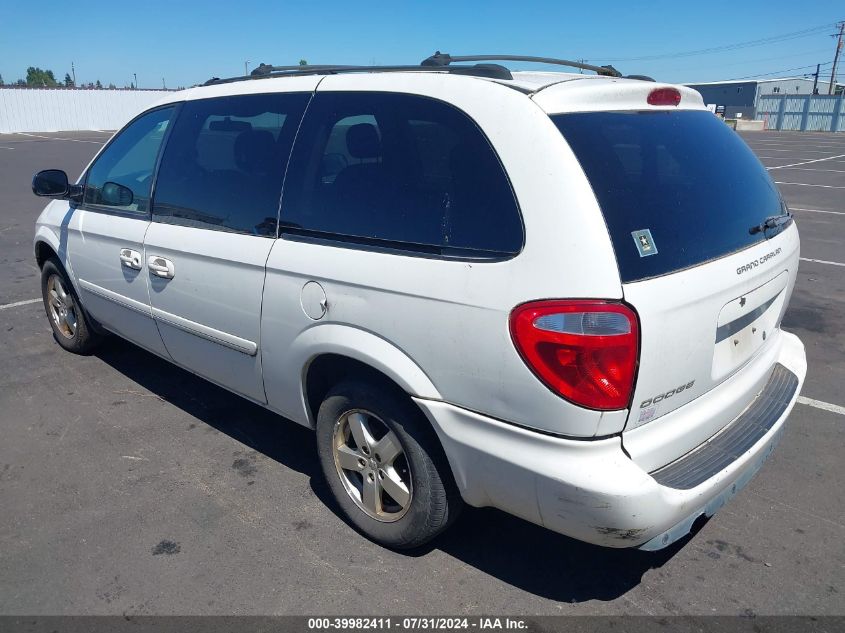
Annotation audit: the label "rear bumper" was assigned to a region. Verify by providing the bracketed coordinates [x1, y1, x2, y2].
[415, 331, 806, 549]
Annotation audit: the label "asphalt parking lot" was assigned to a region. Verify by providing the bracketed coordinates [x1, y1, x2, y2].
[0, 128, 843, 616]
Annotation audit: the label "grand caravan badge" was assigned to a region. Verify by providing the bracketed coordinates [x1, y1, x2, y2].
[631, 229, 658, 257]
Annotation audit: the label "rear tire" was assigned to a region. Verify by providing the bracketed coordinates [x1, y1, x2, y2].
[40, 257, 101, 354]
[316, 379, 462, 549]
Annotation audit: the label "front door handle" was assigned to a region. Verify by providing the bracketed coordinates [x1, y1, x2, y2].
[148, 256, 175, 279]
[119, 248, 143, 270]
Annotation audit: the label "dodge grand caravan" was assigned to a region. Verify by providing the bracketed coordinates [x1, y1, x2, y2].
[32, 54, 806, 550]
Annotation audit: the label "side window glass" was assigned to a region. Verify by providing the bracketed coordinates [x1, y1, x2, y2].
[84, 107, 174, 214]
[281, 92, 523, 257]
[152, 93, 310, 236]
[321, 114, 379, 184]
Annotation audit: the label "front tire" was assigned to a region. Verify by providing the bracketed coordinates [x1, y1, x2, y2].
[41, 258, 101, 354]
[316, 380, 461, 549]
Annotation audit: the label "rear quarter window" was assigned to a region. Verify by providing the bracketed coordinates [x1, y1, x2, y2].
[279, 91, 523, 258]
[552, 110, 784, 282]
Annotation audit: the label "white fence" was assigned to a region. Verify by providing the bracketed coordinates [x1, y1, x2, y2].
[0, 88, 173, 133]
[755, 94, 845, 132]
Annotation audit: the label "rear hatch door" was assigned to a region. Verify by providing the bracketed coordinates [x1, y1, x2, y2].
[551, 108, 798, 457]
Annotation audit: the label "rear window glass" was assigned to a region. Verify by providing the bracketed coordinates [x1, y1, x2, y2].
[552, 111, 784, 282]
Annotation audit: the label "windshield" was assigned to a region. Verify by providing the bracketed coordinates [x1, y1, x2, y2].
[552, 110, 784, 283]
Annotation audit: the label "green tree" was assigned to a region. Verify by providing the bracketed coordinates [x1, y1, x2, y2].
[15, 79, 26, 86]
[26, 67, 58, 87]
[0, 74, 4, 86]
[108, 83, 116, 89]
[63, 73, 74, 87]
[299, 59, 308, 66]
[95, 79, 102, 89]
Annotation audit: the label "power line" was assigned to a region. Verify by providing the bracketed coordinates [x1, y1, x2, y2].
[665, 48, 832, 74]
[725, 62, 830, 81]
[723, 61, 832, 81]
[592, 22, 837, 62]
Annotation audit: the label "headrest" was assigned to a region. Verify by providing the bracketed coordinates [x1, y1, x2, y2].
[346, 123, 381, 159]
[209, 117, 252, 132]
[234, 130, 276, 174]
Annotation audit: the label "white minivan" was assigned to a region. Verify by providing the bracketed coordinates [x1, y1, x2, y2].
[32, 55, 806, 551]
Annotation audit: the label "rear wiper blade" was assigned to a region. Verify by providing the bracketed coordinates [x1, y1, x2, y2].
[749, 213, 792, 235]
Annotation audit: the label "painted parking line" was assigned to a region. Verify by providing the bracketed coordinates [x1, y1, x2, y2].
[747, 140, 845, 147]
[774, 182, 845, 189]
[776, 167, 845, 174]
[14, 133, 105, 145]
[750, 145, 845, 152]
[767, 153, 845, 170]
[759, 158, 845, 163]
[791, 208, 845, 216]
[751, 131, 845, 136]
[750, 140, 845, 145]
[752, 148, 843, 154]
[800, 257, 845, 267]
[797, 396, 845, 416]
[0, 298, 41, 311]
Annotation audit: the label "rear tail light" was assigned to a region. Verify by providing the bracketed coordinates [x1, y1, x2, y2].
[509, 300, 639, 410]
[647, 87, 681, 106]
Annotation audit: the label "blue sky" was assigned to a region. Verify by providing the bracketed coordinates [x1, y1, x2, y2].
[1, 1, 841, 88]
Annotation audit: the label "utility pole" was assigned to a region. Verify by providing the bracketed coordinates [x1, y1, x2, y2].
[133, 72, 138, 89]
[830, 21, 844, 95]
[812, 63, 820, 94]
[71, 61, 76, 85]
[245, 60, 250, 76]
[162, 77, 166, 89]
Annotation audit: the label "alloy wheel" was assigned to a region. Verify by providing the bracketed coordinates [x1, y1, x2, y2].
[332, 409, 413, 522]
[46, 274, 77, 339]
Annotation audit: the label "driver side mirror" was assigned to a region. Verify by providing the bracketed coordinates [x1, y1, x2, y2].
[32, 170, 83, 200]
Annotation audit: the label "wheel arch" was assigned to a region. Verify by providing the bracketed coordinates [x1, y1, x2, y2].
[33, 228, 79, 293]
[33, 225, 64, 267]
[34, 232, 106, 336]
[290, 324, 442, 428]
[34, 239, 57, 269]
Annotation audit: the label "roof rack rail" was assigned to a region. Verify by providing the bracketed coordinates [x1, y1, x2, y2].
[202, 61, 513, 86]
[421, 52, 622, 78]
[250, 63, 357, 76]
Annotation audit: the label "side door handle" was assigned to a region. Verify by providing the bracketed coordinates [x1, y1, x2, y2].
[147, 256, 175, 279]
[119, 248, 143, 270]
